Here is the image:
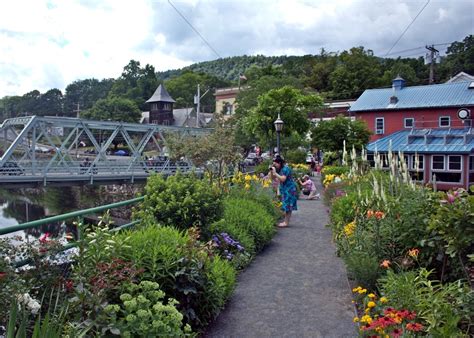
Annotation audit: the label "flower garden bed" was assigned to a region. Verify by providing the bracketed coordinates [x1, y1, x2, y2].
[0, 172, 281, 337]
[323, 161, 473, 337]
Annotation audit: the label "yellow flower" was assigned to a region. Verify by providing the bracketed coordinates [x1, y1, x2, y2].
[360, 315, 372, 324]
[367, 301, 376, 308]
[408, 248, 420, 258]
[368, 293, 376, 299]
[244, 174, 251, 182]
[343, 221, 356, 237]
[352, 286, 362, 293]
[358, 288, 367, 294]
[244, 183, 251, 190]
[353, 317, 359, 323]
[380, 297, 388, 304]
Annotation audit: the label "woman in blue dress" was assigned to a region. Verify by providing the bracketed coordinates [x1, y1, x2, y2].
[269, 155, 298, 228]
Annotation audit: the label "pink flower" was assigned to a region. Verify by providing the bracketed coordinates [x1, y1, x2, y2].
[446, 193, 456, 204]
[39, 232, 51, 244]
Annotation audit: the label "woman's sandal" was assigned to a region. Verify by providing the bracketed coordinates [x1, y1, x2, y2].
[277, 222, 289, 228]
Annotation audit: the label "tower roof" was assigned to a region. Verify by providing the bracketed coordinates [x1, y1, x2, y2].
[146, 84, 176, 103]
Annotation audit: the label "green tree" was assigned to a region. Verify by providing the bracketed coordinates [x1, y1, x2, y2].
[109, 60, 158, 110]
[64, 78, 114, 117]
[381, 61, 418, 86]
[329, 47, 382, 99]
[167, 116, 241, 184]
[242, 86, 323, 149]
[81, 97, 141, 123]
[164, 70, 229, 111]
[311, 116, 371, 152]
[38, 89, 63, 116]
[438, 35, 474, 81]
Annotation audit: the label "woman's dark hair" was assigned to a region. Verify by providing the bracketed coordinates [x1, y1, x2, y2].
[273, 154, 285, 166]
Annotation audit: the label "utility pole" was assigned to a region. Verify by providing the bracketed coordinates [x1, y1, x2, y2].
[194, 84, 210, 128]
[425, 45, 439, 84]
[196, 84, 200, 128]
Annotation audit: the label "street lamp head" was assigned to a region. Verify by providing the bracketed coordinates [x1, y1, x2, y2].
[274, 113, 284, 132]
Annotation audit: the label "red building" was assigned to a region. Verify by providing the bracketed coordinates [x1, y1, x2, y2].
[350, 76, 474, 190]
[351, 76, 474, 141]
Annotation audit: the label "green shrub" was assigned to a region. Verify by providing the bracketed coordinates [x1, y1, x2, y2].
[218, 197, 276, 253]
[254, 159, 272, 175]
[116, 225, 236, 331]
[133, 173, 223, 231]
[284, 149, 306, 164]
[101, 281, 194, 337]
[344, 251, 380, 291]
[228, 185, 280, 222]
[210, 219, 256, 256]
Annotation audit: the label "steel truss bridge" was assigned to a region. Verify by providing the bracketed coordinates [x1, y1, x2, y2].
[0, 116, 209, 186]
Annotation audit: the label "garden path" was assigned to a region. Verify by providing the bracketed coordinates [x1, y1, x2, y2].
[205, 176, 357, 337]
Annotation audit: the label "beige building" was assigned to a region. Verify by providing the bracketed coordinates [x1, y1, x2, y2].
[214, 87, 241, 118]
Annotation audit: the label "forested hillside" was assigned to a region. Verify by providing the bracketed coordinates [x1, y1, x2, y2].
[1, 35, 472, 122]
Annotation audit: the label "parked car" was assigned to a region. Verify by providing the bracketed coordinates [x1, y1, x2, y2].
[114, 150, 129, 156]
[243, 152, 262, 166]
[0, 162, 25, 176]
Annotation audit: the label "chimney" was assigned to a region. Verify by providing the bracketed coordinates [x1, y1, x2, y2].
[392, 75, 405, 91]
[389, 95, 398, 104]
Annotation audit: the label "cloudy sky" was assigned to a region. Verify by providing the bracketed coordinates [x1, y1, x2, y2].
[0, 0, 472, 96]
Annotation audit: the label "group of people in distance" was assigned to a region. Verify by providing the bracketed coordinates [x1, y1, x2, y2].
[267, 152, 321, 228]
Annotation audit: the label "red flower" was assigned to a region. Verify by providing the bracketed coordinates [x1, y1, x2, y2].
[406, 322, 424, 332]
[64, 279, 74, 292]
[391, 328, 402, 338]
[0, 272, 7, 280]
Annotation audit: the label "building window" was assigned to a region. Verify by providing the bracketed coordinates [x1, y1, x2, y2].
[411, 155, 424, 170]
[439, 116, 450, 127]
[367, 154, 375, 167]
[152, 103, 158, 110]
[448, 155, 462, 170]
[375, 117, 384, 134]
[152, 120, 158, 124]
[470, 156, 474, 171]
[404, 118, 414, 128]
[163, 103, 171, 110]
[432, 155, 445, 170]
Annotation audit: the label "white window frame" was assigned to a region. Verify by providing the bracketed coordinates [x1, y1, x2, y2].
[404, 118, 414, 128]
[411, 154, 424, 170]
[439, 116, 451, 127]
[447, 155, 462, 171]
[375, 117, 384, 134]
[431, 155, 445, 171]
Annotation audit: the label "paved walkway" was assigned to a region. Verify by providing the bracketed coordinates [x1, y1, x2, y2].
[205, 177, 356, 338]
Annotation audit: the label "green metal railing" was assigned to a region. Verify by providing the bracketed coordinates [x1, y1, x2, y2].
[0, 196, 145, 267]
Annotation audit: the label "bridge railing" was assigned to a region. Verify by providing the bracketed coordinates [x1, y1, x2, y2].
[0, 196, 145, 267]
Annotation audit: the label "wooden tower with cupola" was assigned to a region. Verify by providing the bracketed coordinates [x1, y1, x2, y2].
[146, 84, 176, 125]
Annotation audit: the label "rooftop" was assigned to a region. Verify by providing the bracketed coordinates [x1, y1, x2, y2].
[366, 127, 474, 154]
[350, 81, 474, 112]
[146, 84, 176, 103]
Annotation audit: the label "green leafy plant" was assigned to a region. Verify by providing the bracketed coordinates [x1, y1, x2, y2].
[344, 251, 381, 291]
[100, 281, 194, 337]
[133, 172, 223, 231]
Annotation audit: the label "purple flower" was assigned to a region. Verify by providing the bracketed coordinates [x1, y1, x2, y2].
[212, 235, 221, 246]
[236, 244, 244, 252]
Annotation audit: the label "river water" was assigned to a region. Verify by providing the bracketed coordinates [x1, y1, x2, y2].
[0, 184, 144, 242]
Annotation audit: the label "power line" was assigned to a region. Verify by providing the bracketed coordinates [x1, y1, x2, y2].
[167, 0, 222, 59]
[384, 46, 425, 57]
[384, 0, 430, 57]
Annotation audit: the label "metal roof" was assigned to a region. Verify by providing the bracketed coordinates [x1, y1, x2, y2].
[366, 128, 474, 154]
[350, 81, 474, 112]
[146, 84, 176, 103]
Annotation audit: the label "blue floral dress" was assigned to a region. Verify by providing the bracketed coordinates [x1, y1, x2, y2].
[279, 165, 298, 212]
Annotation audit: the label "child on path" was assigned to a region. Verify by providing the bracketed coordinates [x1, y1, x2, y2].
[298, 175, 320, 200]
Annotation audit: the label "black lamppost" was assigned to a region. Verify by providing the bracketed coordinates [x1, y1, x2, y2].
[274, 113, 284, 155]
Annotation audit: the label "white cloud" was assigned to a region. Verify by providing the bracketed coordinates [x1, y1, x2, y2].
[0, 0, 472, 96]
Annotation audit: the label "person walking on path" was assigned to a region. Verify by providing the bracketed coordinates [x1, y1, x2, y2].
[269, 155, 297, 228]
[298, 175, 320, 200]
